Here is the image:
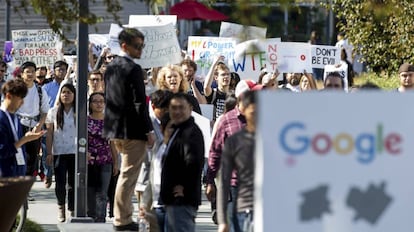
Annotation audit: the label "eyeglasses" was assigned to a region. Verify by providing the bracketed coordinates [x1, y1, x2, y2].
[106, 55, 116, 60]
[91, 100, 105, 104]
[23, 70, 35, 74]
[55, 68, 67, 72]
[131, 43, 145, 50]
[89, 78, 102, 82]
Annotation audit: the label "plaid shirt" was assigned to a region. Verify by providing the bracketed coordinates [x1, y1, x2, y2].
[207, 107, 246, 186]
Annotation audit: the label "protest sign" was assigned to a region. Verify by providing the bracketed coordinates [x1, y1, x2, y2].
[273, 42, 312, 73]
[323, 63, 349, 92]
[192, 111, 211, 158]
[129, 15, 177, 27]
[89, 34, 110, 57]
[12, 29, 63, 67]
[108, 23, 182, 68]
[311, 45, 340, 69]
[232, 38, 280, 80]
[187, 36, 236, 77]
[3, 41, 13, 63]
[219, 22, 267, 41]
[256, 91, 414, 232]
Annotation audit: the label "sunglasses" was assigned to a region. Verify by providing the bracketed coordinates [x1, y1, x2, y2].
[130, 43, 145, 50]
[106, 55, 116, 60]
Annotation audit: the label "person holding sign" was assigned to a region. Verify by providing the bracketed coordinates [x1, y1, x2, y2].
[217, 91, 256, 232]
[0, 79, 46, 177]
[323, 72, 345, 91]
[204, 56, 231, 122]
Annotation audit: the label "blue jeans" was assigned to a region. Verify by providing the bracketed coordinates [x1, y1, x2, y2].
[54, 154, 75, 211]
[154, 207, 167, 232]
[229, 186, 241, 232]
[166, 205, 197, 232]
[237, 210, 254, 232]
[87, 164, 112, 220]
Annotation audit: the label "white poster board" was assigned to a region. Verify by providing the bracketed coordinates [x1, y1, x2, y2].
[311, 45, 341, 69]
[129, 15, 177, 27]
[192, 112, 211, 158]
[256, 92, 414, 232]
[12, 29, 63, 66]
[232, 38, 281, 80]
[275, 42, 312, 73]
[89, 34, 110, 57]
[187, 36, 236, 77]
[219, 22, 267, 41]
[109, 23, 182, 68]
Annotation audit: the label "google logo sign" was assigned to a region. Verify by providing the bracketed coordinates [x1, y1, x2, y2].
[279, 122, 402, 164]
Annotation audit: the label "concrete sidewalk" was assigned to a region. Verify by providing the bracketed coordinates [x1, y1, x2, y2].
[27, 180, 217, 231]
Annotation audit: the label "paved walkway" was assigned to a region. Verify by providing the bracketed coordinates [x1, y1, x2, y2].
[27, 179, 217, 231]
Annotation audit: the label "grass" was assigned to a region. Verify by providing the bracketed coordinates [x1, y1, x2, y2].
[12, 216, 44, 232]
[315, 72, 400, 90]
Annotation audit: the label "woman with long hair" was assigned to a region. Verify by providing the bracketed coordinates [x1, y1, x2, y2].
[87, 92, 118, 222]
[45, 83, 76, 222]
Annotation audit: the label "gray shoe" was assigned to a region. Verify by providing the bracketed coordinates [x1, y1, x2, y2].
[58, 205, 66, 222]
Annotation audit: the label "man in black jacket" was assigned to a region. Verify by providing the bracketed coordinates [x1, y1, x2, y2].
[160, 93, 205, 232]
[103, 28, 154, 231]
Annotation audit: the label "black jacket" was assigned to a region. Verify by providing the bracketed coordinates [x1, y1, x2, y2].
[160, 117, 205, 208]
[103, 56, 152, 140]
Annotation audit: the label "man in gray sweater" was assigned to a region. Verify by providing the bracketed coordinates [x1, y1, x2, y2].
[216, 91, 256, 232]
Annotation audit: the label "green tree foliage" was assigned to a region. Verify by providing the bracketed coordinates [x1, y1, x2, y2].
[331, 0, 414, 74]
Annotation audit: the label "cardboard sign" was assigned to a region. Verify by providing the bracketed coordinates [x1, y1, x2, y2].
[12, 29, 63, 66]
[89, 34, 110, 57]
[311, 45, 340, 69]
[108, 23, 182, 68]
[187, 36, 236, 77]
[256, 91, 414, 232]
[219, 22, 267, 42]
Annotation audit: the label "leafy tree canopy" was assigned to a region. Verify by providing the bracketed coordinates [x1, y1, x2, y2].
[331, 0, 414, 75]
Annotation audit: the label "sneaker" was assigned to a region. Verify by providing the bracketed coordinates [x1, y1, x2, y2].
[44, 177, 52, 189]
[27, 193, 35, 201]
[113, 222, 139, 231]
[58, 205, 66, 222]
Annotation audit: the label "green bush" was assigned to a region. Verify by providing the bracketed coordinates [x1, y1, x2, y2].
[12, 217, 44, 232]
[354, 72, 399, 90]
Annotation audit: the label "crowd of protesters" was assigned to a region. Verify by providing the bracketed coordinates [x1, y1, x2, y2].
[1, 27, 414, 232]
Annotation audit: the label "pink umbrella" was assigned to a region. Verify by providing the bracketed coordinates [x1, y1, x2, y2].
[170, 0, 229, 21]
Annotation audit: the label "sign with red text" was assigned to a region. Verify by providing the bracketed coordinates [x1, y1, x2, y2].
[311, 45, 340, 69]
[109, 23, 182, 68]
[187, 36, 236, 77]
[275, 42, 312, 73]
[12, 29, 63, 66]
[232, 38, 281, 80]
[256, 91, 414, 232]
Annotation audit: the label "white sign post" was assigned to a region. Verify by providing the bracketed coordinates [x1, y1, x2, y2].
[256, 92, 414, 232]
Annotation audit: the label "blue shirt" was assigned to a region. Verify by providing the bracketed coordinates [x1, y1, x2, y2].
[43, 80, 60, 107]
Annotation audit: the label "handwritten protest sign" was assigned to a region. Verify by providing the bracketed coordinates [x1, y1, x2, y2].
[187, 36, 236, 77]
[323, 63, 349, 92]
[108, 23, 182, 68]
[129, 15, 177, 27]
[232, 38, 280, 80]
[219, 22, 267, 42]
[311, 45, 340, 69]
[12, 29, 63, 66]
[89, 34, 109, 57]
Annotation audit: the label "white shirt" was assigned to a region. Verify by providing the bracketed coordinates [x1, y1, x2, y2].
[46, 106, 76, 155]
[17, 84, 50, 127]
